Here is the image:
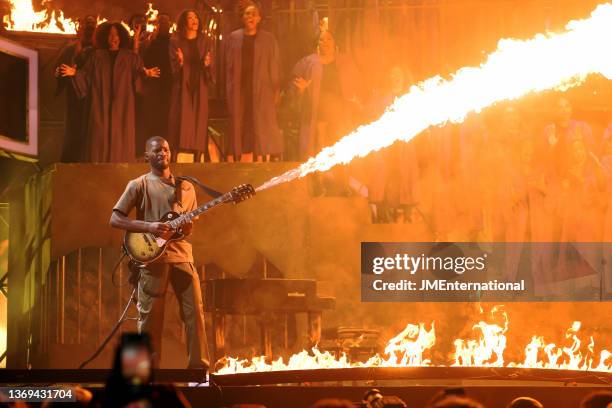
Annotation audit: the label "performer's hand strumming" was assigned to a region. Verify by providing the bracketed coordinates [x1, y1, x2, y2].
[147, 222, 172, 234]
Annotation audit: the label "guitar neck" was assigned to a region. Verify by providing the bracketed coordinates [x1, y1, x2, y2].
[168, 192, 231, 229]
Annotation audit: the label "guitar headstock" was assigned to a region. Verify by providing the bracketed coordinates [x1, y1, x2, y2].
[228, 184, 256, 204]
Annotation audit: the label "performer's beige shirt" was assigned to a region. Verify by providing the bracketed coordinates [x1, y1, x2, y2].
[113, 172, 196, 263]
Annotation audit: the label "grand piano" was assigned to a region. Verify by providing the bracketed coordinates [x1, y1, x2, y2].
[204, 278, 335, 362]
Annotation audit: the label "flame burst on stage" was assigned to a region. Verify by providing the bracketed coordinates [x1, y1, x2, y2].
[256, 2, 612, 192]
[217, 308, 612, 374]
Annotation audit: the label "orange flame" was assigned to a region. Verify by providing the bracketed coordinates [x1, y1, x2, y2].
[2, 0, 163, 34]
[511, 321, 612, 371]
[3, 0, 78, 34]
[215, 310, 611, 375]
[256, 3, 612, 192]
[216, 322, 436, 375]
[452, 306, 508, 367]
[145, 3, 158, 33]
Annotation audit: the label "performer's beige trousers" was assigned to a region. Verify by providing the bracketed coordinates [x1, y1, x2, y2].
[137, 262, 209, 369]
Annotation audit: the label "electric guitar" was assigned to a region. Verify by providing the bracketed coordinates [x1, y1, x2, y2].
[123, 183, 255, 266]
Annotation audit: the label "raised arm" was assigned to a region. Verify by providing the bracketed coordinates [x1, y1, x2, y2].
[63, 52, 94, 99]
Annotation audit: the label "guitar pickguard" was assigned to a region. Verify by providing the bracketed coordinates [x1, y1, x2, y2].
[154, 236, 167, 247]
[124, 232, 162, 264]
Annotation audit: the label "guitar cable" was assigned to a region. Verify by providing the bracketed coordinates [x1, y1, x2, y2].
[79, 251, 139, 369]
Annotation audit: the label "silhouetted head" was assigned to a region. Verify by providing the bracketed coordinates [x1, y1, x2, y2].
[580, 391, 612, 408]
[507, 396, 544, 408]
[77, 15, 97, 45]
[155, 13, 172, 36]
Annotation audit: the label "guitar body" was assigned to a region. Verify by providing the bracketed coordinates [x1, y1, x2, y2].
[124, 211, 185, 265]
[121, 183, 255, 266]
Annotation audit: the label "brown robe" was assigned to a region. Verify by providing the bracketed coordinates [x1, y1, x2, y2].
[225, 29, 282, 157]
[72, 48, 144, 162]
[168, 35, 211, 153]
[290, 53, 362, 159]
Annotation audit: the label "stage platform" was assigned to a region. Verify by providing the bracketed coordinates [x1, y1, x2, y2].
[1, 367, 610, 407]
[4, 162, 612, 408]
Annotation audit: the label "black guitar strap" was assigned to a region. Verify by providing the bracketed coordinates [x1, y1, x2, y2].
[175, 175, 223, 198]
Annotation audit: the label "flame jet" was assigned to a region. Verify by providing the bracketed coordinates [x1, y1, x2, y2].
[257, 3, 612, 192]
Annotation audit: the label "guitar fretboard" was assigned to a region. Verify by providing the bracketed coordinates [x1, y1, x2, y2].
[167, 192, 232, 229]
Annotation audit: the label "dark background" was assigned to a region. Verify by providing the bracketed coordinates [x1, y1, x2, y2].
[0, 52, 27, 143]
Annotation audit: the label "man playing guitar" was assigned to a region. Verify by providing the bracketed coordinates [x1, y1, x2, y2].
[110, 136, 208, 369]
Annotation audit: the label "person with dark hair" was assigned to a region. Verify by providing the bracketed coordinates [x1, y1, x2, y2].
[137, 13, 173, 157]
[59, 22, 160, 163]
[310, 399, 356, 408]
[427, 387, 469, 407]
[168, 9, 213, 162]
[97, 332, 190, 407]
[507, 397, 543, 408]
[580, 390, 612, 408]
[429, 396, 485, 408]
[109, 137, 209, 370]
[291, 29, 361, 159]
[225, 1, 283, 162]
[55, 15, 97, 162]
